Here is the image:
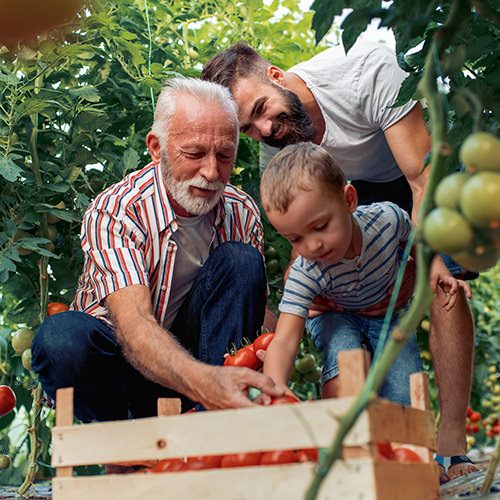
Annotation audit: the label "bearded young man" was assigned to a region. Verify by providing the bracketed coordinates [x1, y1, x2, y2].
[202, 40, 477, 482]
[31, 78, 283, 423]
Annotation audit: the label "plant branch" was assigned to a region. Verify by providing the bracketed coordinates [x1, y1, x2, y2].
[480, 434, 500, 494]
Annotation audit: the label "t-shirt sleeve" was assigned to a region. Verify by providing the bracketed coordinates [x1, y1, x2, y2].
[279, 259, 326, 318]
[259, 143, 280, 175]
[81, 209, 149, 303]
[357, 44, 417, 131]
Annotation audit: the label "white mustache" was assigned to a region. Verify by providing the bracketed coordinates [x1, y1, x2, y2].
[189, 177, 225, 191]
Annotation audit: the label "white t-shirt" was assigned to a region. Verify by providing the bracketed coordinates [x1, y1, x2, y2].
[163, 211, 215, 329]
[260, 39, 417, 182]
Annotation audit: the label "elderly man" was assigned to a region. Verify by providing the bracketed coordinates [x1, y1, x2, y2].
[32, 78, 283, 422]
[202, 40, 476, 481]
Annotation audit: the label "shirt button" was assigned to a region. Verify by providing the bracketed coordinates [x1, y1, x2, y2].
[161, 286, 167, 291]
[359, 284, 364, 290]
[357, 263, 362, 269]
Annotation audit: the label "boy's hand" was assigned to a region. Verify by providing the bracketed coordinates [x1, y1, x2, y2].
[309, 296, 344, 318]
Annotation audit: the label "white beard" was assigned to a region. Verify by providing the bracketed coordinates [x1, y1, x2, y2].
[161, 150, 225, 216]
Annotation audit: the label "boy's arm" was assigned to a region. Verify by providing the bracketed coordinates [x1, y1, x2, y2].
[263, 312, 306, 389]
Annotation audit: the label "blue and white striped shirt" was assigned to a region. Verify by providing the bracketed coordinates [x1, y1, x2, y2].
[279, 202, 412, 318]
[72, 162, 264, 328]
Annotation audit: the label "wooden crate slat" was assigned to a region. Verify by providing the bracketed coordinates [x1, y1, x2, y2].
[368, 401, 437, 450]
[52, 459, 439, 500]
[52, 398, 371, 468]
[52, 460, 378, 500]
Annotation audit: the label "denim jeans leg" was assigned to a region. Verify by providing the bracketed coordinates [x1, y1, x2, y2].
[364, 315, 423, 406]
[171, 241, 267, 367]
[31, 310, 130, 422]
[306, 311, 366, 385]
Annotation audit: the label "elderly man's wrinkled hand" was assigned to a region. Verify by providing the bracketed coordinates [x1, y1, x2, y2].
[196, 365, 284, 410]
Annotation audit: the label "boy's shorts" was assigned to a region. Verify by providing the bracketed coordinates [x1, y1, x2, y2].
[306, 309, 423, 407]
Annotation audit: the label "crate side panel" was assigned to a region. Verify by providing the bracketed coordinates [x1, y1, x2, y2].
[369, 402, 436, 449]
[374, 461, 440, 499]
[52, 460, 378, 500]
[52, 398, 371, 467]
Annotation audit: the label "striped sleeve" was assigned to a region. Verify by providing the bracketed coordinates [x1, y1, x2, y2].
[82, 207, 149, 303]
[279, 258, 326, 318]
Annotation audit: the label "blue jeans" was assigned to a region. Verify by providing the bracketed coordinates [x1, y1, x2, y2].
[31, 242, 267, 422]
[306, 310, 423, 406]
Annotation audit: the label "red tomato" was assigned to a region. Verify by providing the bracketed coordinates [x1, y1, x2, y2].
[47, 302, 69, 317]
[296, 448, 319, 463]
[470, 423, 480, 433]
[469, 411, 481, 423]
[270, 394, 300, 405]
[151, 458, 186, 473]
[0, 386, 16, 417]
[224, 345, 261, 370]
[186, 455, 222, 469]
[220, 452, 263, 468]
[393, 447, 423, 463]
[492, 424, 500, 435]
[252, 332, 275, 353]
[376, 442, 396, 461]
[260, 449, 297, 466]
[467, 406, 473, 418]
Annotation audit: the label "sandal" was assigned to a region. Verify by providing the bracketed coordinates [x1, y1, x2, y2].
[435, 455, 476, 484]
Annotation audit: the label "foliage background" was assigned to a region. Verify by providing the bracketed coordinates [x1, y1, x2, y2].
[0, 0, 498, 486]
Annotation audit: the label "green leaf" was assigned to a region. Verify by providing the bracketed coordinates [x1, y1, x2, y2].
[311, 0, 344, 44]
[70, 86, 101, 103]
[0, 156, 23, 182]
[122, 148, 140, 174]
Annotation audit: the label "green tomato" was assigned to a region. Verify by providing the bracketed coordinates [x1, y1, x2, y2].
[459, 132, 500, 174]
[295, 354, 316, 374]
[434, 172, 469, 210]
[423, 208, 474, 254]
[0, 455, 11, 470]
[266, 259, 281, 275]
[22, 349, 32, 371]
[452, 247, 500, 272]
[303, 366, 322, 383]
[460, 172, 500, 229]
[11, 328, 35, 355]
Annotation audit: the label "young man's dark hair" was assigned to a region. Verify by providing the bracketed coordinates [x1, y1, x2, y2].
[201, 41, 270, 92]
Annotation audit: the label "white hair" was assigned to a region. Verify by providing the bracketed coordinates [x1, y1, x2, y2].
[151, 77, 239, 148]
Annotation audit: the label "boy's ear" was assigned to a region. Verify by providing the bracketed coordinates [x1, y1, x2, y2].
[344, 184, 358, 213]
[267, 66, 286, 87]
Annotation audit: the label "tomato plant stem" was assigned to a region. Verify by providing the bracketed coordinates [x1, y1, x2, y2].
[305, 1, 471, 498]
[480, 433, 500, 494]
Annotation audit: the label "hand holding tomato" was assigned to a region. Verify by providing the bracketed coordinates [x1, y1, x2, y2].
[192, 364, 284, 411]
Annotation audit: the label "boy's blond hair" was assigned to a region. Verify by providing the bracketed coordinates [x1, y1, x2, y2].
[260, 143, 346, 213]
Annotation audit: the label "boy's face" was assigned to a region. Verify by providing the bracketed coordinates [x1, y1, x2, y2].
[266, 183, 359, 265]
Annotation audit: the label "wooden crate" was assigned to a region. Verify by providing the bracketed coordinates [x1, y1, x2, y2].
[51, 350, 440, 499]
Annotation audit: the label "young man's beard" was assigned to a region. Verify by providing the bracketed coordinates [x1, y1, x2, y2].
[263, 84, 317, 149]
[161, 149, 225, 216]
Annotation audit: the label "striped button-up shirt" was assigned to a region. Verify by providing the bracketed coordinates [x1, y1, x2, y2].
[72, 162, 265, 328]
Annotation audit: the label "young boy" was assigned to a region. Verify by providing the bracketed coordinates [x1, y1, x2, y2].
[260, 143, 460, 405]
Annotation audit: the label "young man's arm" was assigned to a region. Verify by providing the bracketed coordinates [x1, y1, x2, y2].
[106, 284, 283, 410]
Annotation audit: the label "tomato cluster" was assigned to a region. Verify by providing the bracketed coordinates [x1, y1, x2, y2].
[422, 132, 500, 272]
[223, 332, 274, 370]
[465, 404, 499, 449]
[291, 353, 322, 385]
[147, 445, 320, 474]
